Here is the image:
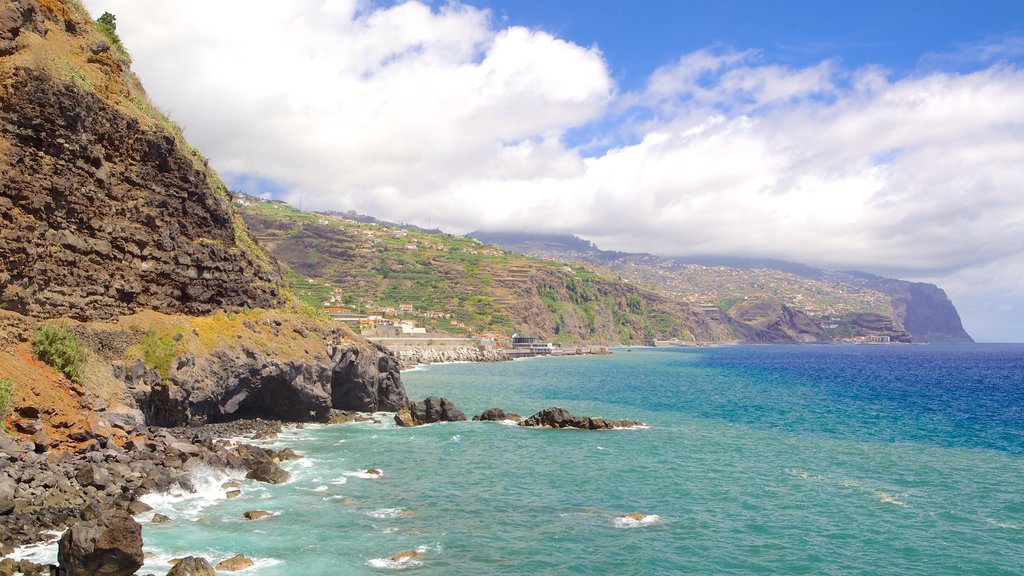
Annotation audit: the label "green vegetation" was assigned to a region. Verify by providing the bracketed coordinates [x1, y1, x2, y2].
[0, 378, 12, 431]
[95, 12, 131, 64]
[139, 330, 179, 381]
[32, 324, 87, 382]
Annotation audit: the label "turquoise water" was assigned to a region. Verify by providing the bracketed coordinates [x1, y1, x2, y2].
[41, 345, 1024, 574]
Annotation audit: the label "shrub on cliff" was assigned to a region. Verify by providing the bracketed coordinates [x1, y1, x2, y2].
[0, 378, 12, 431]
[95, 11, 131, 63]
[32, 324, 87, 382]
[140, 329, 179, 381]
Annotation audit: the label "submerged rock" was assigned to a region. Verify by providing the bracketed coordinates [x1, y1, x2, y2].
[243, 510, 272, 520]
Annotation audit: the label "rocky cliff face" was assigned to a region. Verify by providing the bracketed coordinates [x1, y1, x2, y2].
[0, 0, 284, 321]
[852, 277, 973, 343]
[114, 339, 407, 427]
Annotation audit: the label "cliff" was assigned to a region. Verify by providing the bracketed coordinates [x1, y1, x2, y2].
[0, 0, 285, 320]
[0, 1, 409, 449]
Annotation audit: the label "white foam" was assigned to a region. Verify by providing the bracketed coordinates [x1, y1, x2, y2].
[498, 419, 520, 427]
[876, 492, 908, 507]
[613, 514, 662, 528]
[345, 469, 384, 479]
[451, 434, 461, 442]
[329, 476, 349, 485]
[9, 531, 61, 564]
[140, 466, 244, 520]
[365, 545, 434, 570]
[984, 517, 1021, 529]
[313, 485, 329, 492]
[142, 550, 282, 573]
[366, 507, 410, 519]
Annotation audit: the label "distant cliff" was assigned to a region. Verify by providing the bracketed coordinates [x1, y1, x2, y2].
[0, 0, 285, 321]
[470, 231, 971, 343]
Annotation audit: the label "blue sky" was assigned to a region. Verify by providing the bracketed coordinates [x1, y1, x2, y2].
[86, 0, 1024, 341]
[476, 0, 1024, 85]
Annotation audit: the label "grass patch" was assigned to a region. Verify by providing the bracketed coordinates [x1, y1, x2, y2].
[32, 324, 87, 382]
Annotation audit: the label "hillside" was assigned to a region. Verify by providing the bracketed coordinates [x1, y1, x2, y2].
[239, 199, 745, 343]
[237, 198, 913, 344]
[471, 232, 971, 344]
[0, 0, 407, 449]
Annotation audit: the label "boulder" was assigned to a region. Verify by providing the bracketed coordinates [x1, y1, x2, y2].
[225, 489, 241, 499]
[166, 556, 216, 576]
[245, 460, 290, 484]
[394, 396, 466, 427]
[0, 477, 15, 515]
[472, 408, 521, 422]
[215, 554, 255, 571]
[243, 510, 272, 520]
[127, 501, 152, 516]
[57, 508, 144, 576]
[75, 464, 110, 489]
[150, 513, 172, 524]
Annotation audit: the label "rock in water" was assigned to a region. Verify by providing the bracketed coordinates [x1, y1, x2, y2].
[394, 396, 467, 427]
[520, 407, 643, 430]
[243, 510, 272, 520]
[57, 508, 144, 576]
[472, 407, 521, 422]
[245, 459, 290, 484]
[166, 556, 216, 576]
[215, 554, 255, 571]
[390, 549, 420, 562]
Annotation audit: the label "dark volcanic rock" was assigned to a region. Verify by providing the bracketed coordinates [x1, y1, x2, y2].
[472, 408, 521, 422]
[0, 63, 285, 321]
[520, 407, 642, 430]
[245, 460, 290, 485]
[331, 343, 407, 412]
[114, 340, 409, 427]
[57, 508, 144, 576]
[394, 396, 466, 427]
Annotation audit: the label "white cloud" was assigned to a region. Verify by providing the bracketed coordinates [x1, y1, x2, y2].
[81, 2, 1024, 340]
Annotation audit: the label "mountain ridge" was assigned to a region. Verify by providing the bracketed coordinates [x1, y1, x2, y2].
[469, 231, 972, 343]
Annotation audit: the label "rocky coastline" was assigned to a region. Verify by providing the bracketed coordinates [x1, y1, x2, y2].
[0, 417, 294, 575]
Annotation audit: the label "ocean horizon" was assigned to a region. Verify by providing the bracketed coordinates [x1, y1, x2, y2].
[16, 344, 1024, 574]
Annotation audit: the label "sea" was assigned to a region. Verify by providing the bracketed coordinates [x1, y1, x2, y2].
[14, 344, 1024, 574]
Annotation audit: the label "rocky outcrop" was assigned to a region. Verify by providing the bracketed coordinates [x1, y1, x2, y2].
[330, 343, 407, 412]
[472, 408, 521, 422]
[519, 407, 643, 430]
[57, 508, 144, 576]
[394, 346, 510, 369]
[394, 396, 466, 427]
[114, 340, 408, 427]
[0, 6, 285, 321]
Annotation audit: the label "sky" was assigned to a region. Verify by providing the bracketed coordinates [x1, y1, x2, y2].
[82, 0, 1024, 342]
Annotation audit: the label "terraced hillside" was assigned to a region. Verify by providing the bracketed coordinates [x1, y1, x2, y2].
[238, 198, 912, 344]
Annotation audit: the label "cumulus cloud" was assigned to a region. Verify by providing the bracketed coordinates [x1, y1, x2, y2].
[82, 1, 1024, 339]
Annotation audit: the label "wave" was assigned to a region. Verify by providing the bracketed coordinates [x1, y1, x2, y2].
[613, 513, 662, 528]
[9, 531, 61, 564]
[365, 544, 438, 570]
[365, 507, 414, 519]
[140, 465, 245, 520]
